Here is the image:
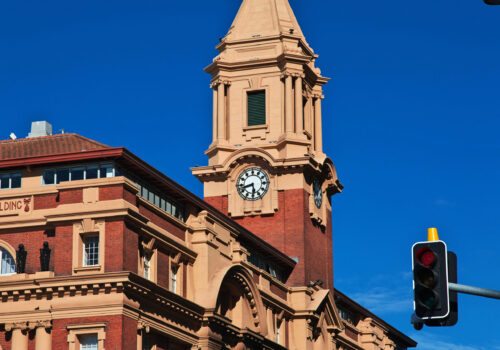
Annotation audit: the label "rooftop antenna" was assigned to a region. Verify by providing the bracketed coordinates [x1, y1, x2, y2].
[9, 133, 17, 140]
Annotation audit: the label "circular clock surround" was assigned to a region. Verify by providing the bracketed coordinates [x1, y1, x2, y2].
[237, 167, 270, 201]
[313, 178, 323, 208]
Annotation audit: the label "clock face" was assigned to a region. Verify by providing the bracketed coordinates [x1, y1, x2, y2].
[313, 178, 323, 208]
[237, 167, 270, 201]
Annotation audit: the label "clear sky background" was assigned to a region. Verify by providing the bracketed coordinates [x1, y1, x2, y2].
[1, 1, 499, 349]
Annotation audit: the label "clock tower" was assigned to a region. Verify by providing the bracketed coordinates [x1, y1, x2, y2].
[192, 0, 342, 291]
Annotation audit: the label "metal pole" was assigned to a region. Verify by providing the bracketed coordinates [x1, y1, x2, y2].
[449, 283, 500, 300]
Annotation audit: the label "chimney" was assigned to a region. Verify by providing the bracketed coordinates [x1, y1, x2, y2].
[28, 121, 53, 138]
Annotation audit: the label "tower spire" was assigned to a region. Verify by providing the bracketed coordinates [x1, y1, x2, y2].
[225, 0, 310, 49]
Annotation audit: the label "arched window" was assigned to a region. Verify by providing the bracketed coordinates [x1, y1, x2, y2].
[0, 247, 16, 275]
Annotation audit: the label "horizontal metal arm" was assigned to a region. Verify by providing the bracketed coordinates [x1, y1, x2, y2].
[449, 282, 500, 300]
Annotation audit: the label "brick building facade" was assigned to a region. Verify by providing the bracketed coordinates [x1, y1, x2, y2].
[0, 1, 416, 349]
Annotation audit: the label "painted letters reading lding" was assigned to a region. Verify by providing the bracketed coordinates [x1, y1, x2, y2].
[0, 198, 31, 213]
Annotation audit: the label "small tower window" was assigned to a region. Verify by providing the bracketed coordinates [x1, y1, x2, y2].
[247, 90, 266, 126]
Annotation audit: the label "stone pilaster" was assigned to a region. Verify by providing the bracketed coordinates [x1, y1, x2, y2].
[314, 94, 323, 152]
[5, 322, 29, 350]
[285, 74, 294, 134]
[294, 74, 304, 134]
[34, 321, 52, 350]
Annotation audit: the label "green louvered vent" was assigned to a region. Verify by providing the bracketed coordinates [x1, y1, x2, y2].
[247, 91, 266, 126]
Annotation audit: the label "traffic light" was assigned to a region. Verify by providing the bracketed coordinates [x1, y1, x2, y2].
[424, 251, 458, 327]
[412, 240, 450, 320]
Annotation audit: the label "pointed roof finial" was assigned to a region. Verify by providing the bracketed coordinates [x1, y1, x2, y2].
[225, 0, 309, 48]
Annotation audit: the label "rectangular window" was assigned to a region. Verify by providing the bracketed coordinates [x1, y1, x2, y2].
[133, 179, 185, 222]
[338, 307, 356, 325]
[0, 172, 22, 189]
[143, 255, 151, 280]
[170, 266, 178, 293]
[71, 167, 85, 181]
[11, 173, 22, 188]
[42, 163, 117, 186]
[276, 324, 280, 345]
[83, 236, 99, 267]
[42, 170, 56, 185]
[247, 90, 266, 126]
[100, 164, 114, 178]
[0, 174, 10, 189]
[79, 334, 98, 350]
[57, 168, 70, 183]
[86, 166, 99, 180]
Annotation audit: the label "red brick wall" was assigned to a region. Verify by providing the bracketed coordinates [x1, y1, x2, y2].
[270, 282, 287, 301]
[99, 185, 123, 201]
[33, 188, 82, 210]
[28, 330, 35, 350]
[205, 188, 334, 291]
[345, 327, 359, 341]
[105, 220, 125, 272]
[0, 224, 72, 276]
[303, 194, 334, 291]
[0, 326, 10, 350]
[122, 316, 138, 349]
[157, 249, 170, 290]
[204, 195, 227, 213]
[0, 329, 45, 350]
[0, 314, 136, 349]
[34, 193, 58, 210]
[52, 315, 127, 349]
[123, 224, 138, 274]
[138, 205, 184, 240]
[53, 225, 73, 276]
[105, 219, 139, 274]
[124, 187, 138, 205]
[59, 189, 83, 205]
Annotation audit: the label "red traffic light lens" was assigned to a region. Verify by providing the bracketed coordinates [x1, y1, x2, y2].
[417, 247, 436, 268]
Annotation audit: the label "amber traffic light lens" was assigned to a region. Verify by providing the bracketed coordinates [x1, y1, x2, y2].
[417, 248, 436, 268]
[417, 268, 436, 288]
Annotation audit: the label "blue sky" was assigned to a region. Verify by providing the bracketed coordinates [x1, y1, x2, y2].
[1, 1, 499, 348]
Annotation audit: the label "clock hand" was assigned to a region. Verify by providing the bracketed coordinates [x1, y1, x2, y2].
[240, 183, 254, 189]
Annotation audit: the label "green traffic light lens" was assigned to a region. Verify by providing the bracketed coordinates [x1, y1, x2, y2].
[417, 289, 438, 309]
[417, 268, 436, 287]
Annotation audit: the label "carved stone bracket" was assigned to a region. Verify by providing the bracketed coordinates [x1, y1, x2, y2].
[137, 320, 151, 334]
[77, 218, 103, 234]
[140, 237, 156, 255]
[280, 71, 305, 79]
[210, 79, 232, 88]
[4, 322, 29, 332]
